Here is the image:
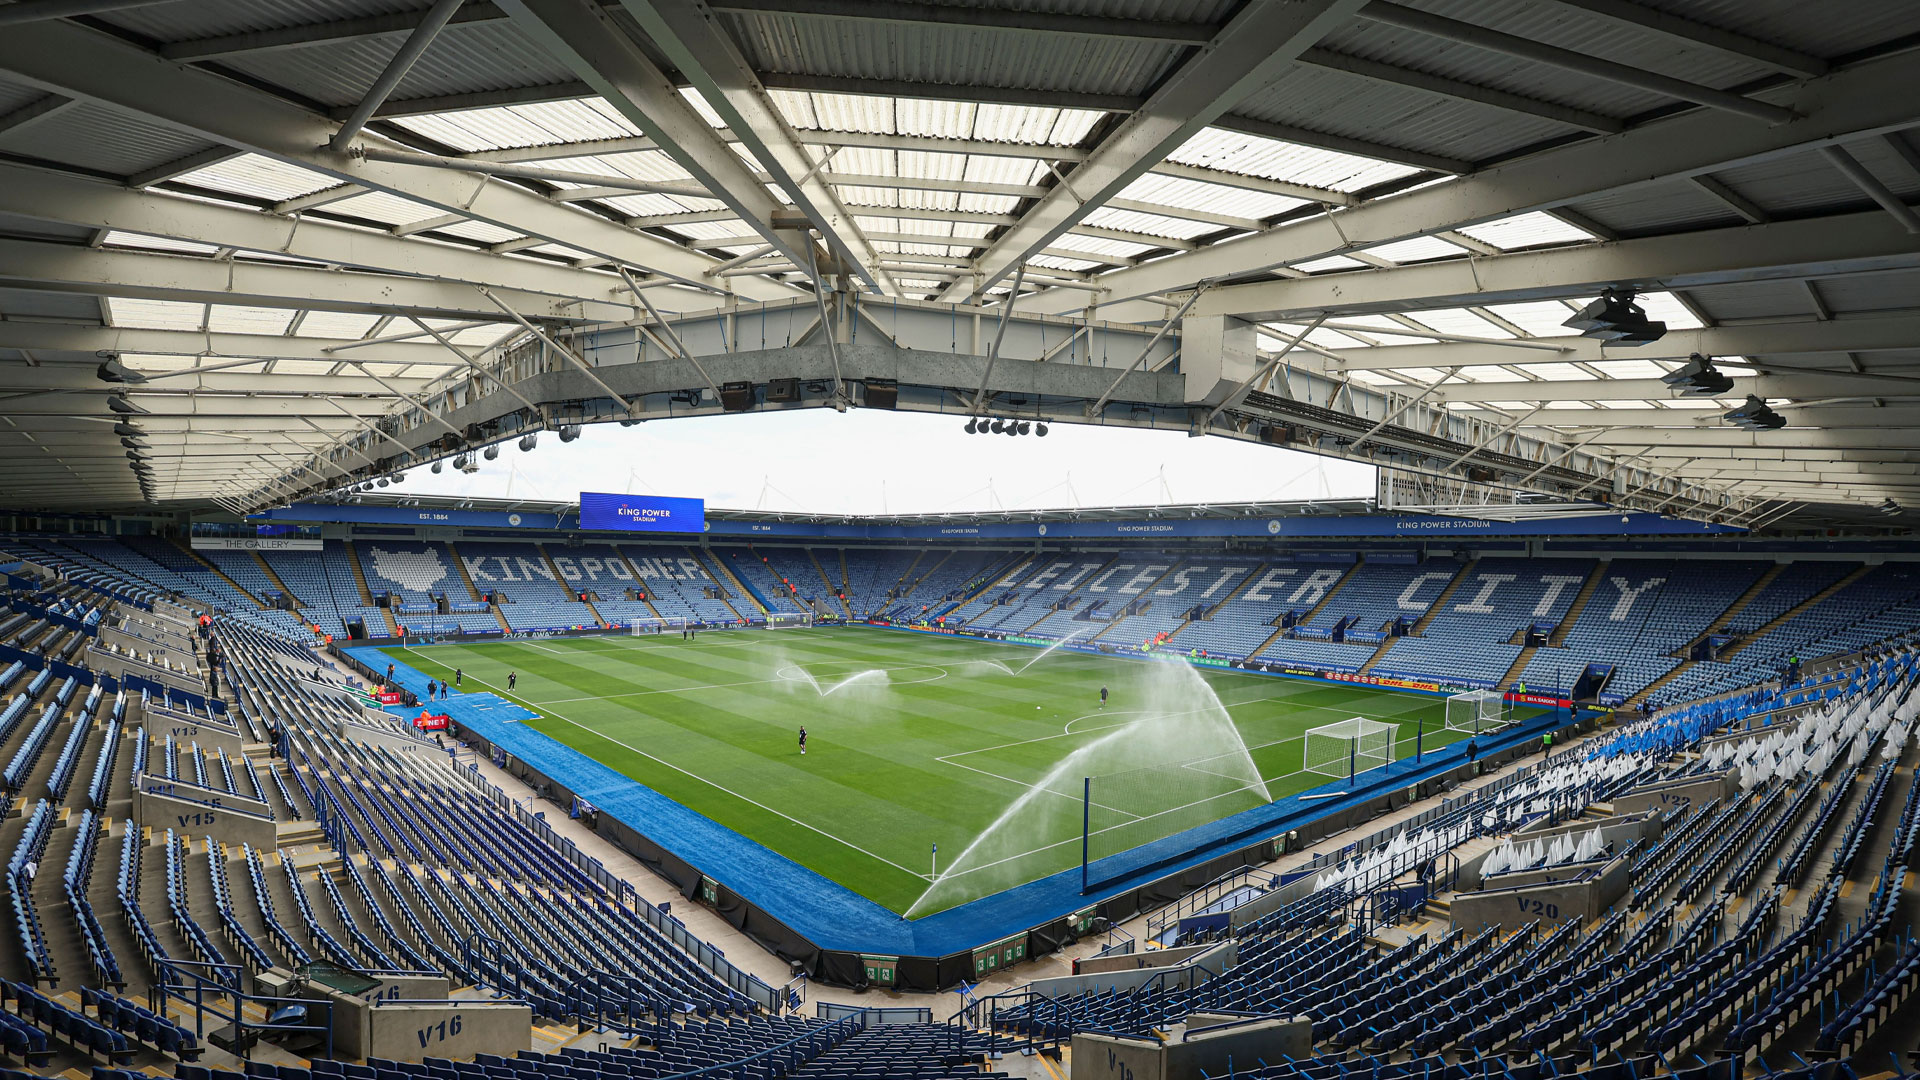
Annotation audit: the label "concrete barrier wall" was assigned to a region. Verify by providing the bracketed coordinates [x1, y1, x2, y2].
[1450, 855, 1630, 936]
[85, 646, 203, 696]
[364, 1001, 532, 1063]
[100, 626, 197, 668]
[1612, 773, 1736, 816]
[134, 784, 278, 848]
[141, 714, 249, 755]
[338, 717, 441, 759]
[1030, 941, 1237, 999]
[1072, 1017, 1313, 1080]
[1077, 942, 1217, 977]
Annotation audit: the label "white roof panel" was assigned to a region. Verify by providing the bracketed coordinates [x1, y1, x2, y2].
[1360, 235, 1466, 264]
[206, 305, 295, 335]
[1169, 127, 1420, 193]
[107, 298, 204, 331]
[1455, 211, 1595, 251]
[1397, 308, 1514, 338]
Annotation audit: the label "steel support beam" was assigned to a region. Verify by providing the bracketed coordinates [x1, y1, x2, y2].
[0, 18, 800, 302]
[1545, 0, 1829, 79]
[0, 162, 636, 318]
[1357, 2, 1797, 125]
[495, 0, 843, 289]
[328, 0, 467, 151]
[936, 0, 1369, 301]
[0, 238, 597, 321]
[1431, 371, 1920, 404]
[1323, 315, 1920, 370]
[1019, 55, 1920, 313]
[616, 0, 897, 293]
[1197, 211, 1920, 320]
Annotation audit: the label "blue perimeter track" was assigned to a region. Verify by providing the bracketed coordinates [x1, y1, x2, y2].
[350, 636, 1562, 959]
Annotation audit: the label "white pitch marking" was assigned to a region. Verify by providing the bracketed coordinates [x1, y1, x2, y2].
[444, 668, 937, 883]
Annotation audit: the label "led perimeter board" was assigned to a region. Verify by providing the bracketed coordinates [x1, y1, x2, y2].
[579, 492, 707, 532]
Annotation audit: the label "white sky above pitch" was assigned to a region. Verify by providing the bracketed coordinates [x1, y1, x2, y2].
[387, 410, 1374, 514]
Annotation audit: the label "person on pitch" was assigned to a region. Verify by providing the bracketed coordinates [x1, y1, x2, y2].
[1099, 685, 1109, 709]
[508, 671, 517, 691]
[798, 726, 808, 756]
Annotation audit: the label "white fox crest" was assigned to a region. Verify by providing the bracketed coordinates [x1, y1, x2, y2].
[370, 546, 448, 593]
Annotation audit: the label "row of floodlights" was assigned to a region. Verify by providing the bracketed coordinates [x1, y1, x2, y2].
[964, 417, 1048, 437]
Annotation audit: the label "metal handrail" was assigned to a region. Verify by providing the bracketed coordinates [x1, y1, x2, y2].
[153, 958, 336, 1062]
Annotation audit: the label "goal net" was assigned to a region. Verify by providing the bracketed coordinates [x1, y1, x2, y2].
[629, 617, 687, 635]
[1445, 689, 1509, 734]
[1303, 717, 1399, 781]
[767, 612, 813, 629]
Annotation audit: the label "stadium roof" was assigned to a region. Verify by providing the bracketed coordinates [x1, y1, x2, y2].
[0, 0, 1918, 527]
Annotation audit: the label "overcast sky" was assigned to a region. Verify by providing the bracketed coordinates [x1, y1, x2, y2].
[389, 410, 1375, 514]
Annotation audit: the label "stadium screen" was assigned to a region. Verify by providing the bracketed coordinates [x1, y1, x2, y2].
[579, 492, 707, 532]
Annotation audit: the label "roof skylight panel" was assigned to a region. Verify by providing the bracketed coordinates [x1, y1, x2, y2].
[1632, 292, 1708, 331]
[974, 103, 1102, 145]
[894, 149, 969, 182]
[896, 98, 978, 139]
[1481, 301, 1590, 337]
[432, 220, 524, 244]
[117, 353, 198, 372]
[802, 92, 897, 134]
[961, 155, 1050, 186]
[768, 89, 818, 130]
[206, 306, 295, 335]
[659, 222, 756, 247]
[1523, 364, 1596, 382]
[1587, 358, 1686, 379]
[598, 193, 729, 218]
[1346, 369, 1400, 387]
[329, 190, 447, 226]
[1117, 172, 1303, 220]
[1454, 211, 1595, 251]
[1169, 128, 1419, 192]
[1032, 254, 1101, 272]
[957, 192, 1023, 215]
[103, 232, 221, 255]
[894, 241, 966, 258]
[1054, 234, 1152, 261]
[448, 325, 516, 349]
[855, 216, 953, 238]
[837, 185, 905, 210]
[1359, 235, 1466, 263]
[1291, 254, 1369, 273]
[1455, 366, 1532, 383]
[676, 87, 727, 128]
[172, 153, 334, 201]
[1081, 206, 1217, 240]
[292, 312, 383, 340]
[828, 146, 896, 177]
[106, 298, 206, 331]
[1395, 308, 1515, 338]
[268, 359, 337, 376]
[543, 150, 698, 183]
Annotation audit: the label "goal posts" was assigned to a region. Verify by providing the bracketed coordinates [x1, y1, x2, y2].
[767, 612, 814, 629]
[1303, 717, 1399, 782]
[629, 617, 687, 635]
[1445, 689, 1510, 734]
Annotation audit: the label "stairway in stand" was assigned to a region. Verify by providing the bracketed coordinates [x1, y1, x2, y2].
[1549, 560, 1611, 646]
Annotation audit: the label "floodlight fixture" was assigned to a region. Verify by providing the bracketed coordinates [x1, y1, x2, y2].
[1660, 354, 1735, 397]
[1564, 289, 1666, 345]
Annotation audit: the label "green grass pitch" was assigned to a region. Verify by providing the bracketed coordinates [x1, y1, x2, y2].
[384, 627, 1490, 916]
